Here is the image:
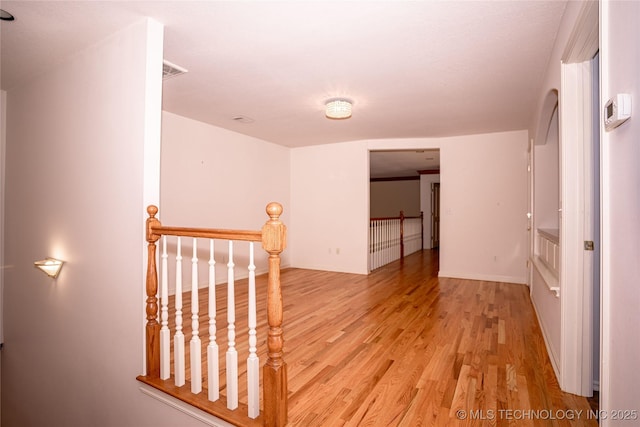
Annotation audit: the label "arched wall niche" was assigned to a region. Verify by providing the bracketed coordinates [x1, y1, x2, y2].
[535, 89, 559, 146]
[533, 88, 560, 233]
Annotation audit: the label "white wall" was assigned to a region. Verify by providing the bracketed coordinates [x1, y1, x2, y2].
[2, 19, 213, 427]
[531, 103, 561, 377]
[600, 1, 640, 423]
[531, 266, 561, 367]
[527, 1, 586, 390]
[419, 174, 440, 249]
[292, 133, 527, 280]
[290, 141, 369, 274]
[437, 131, 528, 284]
[370, 180, 420, 218]
[160, 111, 291, 285]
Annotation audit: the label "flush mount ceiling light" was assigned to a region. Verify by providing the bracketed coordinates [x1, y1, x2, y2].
[34, 258, 64, 279]
[325, 98, 353, 120]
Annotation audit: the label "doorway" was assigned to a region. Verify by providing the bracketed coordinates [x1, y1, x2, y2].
[431, 182, 440, 249]
[557, 1, 600, 396]
[369, 149, 441, 268]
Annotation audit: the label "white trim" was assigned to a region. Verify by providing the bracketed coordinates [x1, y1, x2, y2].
[530, 296, 561, 381]
[563, 1, 599, 63]
[139, 385, 235, 427]
[559, 61, 585, 395]
[559, 59, 595, 397]
[527, 140, 533, 288]
[555, 0, 599, 397]
[559, 2, 599, 396]
[0, 90, 6, 347]
[437, 271, 526, 285]
[598, 0, 612, 423]
[531, 257, 559, 297]
[141, 18, 164, 376]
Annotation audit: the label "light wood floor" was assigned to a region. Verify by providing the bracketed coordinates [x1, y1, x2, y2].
[176, 249, 598, 426]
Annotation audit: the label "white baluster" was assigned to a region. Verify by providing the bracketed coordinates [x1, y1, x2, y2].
[384, 220, 388, 264]
[160, 236, 170, 379]
[390, 220, 393, 261]
[190, 238, 202, 394]
[374, 222, 378, 269]
[378, 220, 382, 268]
[226, 241, 238, 410]
[397, 219, 401, 260]
[390, 220, 393, 260]
[377, 220, 381, 268]
[174, 237, 185, 387]
[369, 222, 374, 271]
[207, 239, 219, 402]
[384, 220, 389, 265]
[247, 242, 259, 418]
[374, 221, 379, 269]
[371, 222, 374, 270]
[396, 219, 401, 261]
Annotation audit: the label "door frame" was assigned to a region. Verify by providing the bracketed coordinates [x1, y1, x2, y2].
[558, 0, 599, 396]
[431, 182, 440, 249]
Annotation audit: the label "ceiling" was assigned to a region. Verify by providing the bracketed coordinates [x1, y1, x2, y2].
[1, 1, 567, 175]
[370, 149, 440, 179]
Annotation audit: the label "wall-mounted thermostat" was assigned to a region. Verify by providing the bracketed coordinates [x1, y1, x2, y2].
[604, 93, 632, 131]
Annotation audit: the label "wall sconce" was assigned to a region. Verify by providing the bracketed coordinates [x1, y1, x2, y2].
[34, 258, 64, 278]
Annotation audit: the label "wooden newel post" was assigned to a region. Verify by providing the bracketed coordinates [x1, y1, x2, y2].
[399, 210, 405, 260]
[145, 205, 161, 378]
[261, 202, 288, 427]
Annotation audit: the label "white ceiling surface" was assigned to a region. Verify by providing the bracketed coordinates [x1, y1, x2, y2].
[1, 1, 567, 150]
[370, 150, 440, 179]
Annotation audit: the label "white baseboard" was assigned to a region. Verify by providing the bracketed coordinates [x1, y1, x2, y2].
[530, 296, 561, 383]
[438, 270, 527, 285]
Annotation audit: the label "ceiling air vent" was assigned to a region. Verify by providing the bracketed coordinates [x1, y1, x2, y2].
[163, 60, 188, 81]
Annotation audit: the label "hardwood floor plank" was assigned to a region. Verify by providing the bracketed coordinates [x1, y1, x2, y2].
[161, 249, 597, 426]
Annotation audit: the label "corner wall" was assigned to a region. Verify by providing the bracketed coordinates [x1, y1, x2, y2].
[2, 19, 211, 427]
[437, 131, 528, 284]
[160, 111, 291, 283]
[290, 141, 369, 274]
[527, 0, 588, 391]
[298, 131, 529, 282]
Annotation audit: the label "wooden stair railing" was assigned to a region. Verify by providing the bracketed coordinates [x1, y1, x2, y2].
[369, 211, 424, 271]
[137, 203, 288, 427]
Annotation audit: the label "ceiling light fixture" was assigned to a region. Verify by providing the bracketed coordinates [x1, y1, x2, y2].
[325, 98, 352, 120]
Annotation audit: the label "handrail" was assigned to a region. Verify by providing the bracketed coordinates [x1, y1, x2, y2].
[140, 202, 288, 427]
[370, 214, 422, 221]
[150, 225, 263, 242]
